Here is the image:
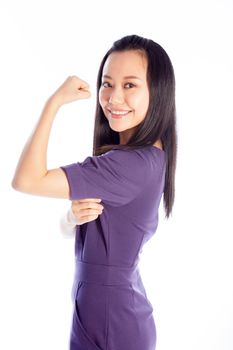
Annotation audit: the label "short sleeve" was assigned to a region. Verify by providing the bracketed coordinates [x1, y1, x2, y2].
[60, 149, 153, 207]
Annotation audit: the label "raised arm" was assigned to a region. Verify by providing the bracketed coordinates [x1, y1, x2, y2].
[11, 76, 91, 199]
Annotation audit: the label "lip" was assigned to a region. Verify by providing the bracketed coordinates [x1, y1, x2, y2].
[107, 109, 132, 119]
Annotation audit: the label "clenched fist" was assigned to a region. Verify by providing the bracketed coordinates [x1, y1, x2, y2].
[51, 75, 91, 107]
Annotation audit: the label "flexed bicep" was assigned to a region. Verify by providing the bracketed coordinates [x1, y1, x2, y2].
[13, 167, 70, 199]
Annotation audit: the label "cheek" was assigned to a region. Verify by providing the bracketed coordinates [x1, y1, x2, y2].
[131, 91, 149, 114]
[140, 90, 150, 113]
[143, 93, 150, 113]
[98, 90, 103, 105]
[99, 89, 108, 107]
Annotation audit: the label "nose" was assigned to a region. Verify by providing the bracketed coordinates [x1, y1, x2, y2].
[108, 88, 124, 105]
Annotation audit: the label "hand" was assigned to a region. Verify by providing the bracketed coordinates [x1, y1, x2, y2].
[51, 75, 91, 107]
[71, 198, 104, 225]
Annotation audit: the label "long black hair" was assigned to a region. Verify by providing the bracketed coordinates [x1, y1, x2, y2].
[92, 34, 177, 218]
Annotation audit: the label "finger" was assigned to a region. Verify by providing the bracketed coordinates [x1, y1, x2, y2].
[80, 202, 104, 211]
[80, 208, 103, 217]
[79, 214, 99, 224]
[72, 200, 103, 213]
[77, 90, 91, 99]
[72, 200, 103, 211]
[79, 198, 101, 202]
[73, 201, 103, 212]
[72, 206, 103, 220]
[79, 79, 90, 89]
[78, 86, 90, 92]
[84, 214, 100, 221]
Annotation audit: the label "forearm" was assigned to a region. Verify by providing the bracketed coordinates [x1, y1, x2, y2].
[12, 96, 61, 189]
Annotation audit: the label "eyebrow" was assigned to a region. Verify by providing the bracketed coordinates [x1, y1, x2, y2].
[103, 74, 143, 81]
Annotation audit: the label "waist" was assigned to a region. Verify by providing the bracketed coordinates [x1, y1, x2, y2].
[75, 259, 140, 286]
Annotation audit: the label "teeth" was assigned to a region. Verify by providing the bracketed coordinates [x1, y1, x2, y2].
[111, 110, 130, 115]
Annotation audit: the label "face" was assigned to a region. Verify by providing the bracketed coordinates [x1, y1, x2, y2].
[99, 50, 150, 144]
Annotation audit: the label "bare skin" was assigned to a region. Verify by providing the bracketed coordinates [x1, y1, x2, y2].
[71, 198, 104, 225]
[12, 52, 163, 202]
[11, 76, 91, 198]
[153, 139, 163, 150]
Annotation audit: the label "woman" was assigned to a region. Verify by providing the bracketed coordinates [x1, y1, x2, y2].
[12, 34, 177, 350]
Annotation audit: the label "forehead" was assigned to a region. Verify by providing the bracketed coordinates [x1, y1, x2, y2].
[102, 50, 147, 78]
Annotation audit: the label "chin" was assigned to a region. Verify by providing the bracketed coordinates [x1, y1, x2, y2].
[109, 125, 126, 133]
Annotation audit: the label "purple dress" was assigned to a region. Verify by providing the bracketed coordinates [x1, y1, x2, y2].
[61, 146, 166, 350]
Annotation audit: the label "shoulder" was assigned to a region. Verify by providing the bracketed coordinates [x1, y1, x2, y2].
[95, 148, 151, 173]
[97, 144, 165, 169]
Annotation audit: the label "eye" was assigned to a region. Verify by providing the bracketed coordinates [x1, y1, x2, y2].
[102, 81, 111, 88]
[125, 82, 136, 88]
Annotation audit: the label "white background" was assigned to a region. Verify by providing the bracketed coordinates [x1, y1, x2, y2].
[0, 0, 232, 349]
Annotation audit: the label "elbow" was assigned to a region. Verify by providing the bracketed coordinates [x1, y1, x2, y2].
[11, 177, 23, 192]
[11, 176, 30, 193]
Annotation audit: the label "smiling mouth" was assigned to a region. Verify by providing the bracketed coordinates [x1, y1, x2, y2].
[108, 109, 132, 117]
